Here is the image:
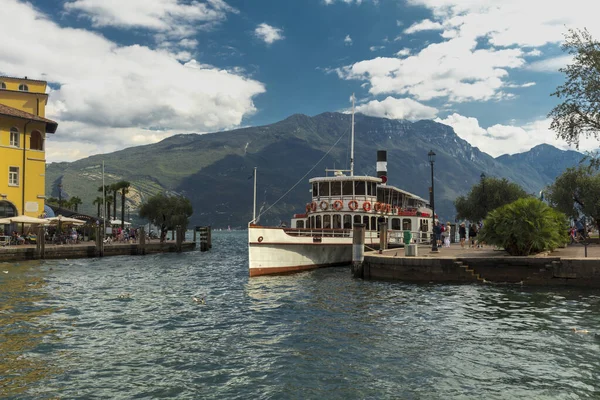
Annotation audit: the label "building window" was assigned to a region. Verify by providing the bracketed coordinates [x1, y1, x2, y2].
[19, 84, 29, 92]
[10, 127, 19, 147]
[0, 82, 5, 89]
[30, 130, 44, 150]
[9, 167, 19, 186]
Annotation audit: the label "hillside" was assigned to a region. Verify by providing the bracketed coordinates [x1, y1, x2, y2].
[46, 112, 584, 227]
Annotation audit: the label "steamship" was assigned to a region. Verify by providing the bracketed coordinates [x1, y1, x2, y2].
[248, 99, 434, 277]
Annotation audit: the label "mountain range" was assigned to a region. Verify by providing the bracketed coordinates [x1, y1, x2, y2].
[46, 112, 584, 228]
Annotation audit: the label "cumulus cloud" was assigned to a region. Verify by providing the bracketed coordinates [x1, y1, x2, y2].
[435, 113, 598, 157]
[337, 0, 600, 104]
[337, 36, 525, 102]
[355, 97, 439, 121]
[254, 23, 284, 45]
[0, 0, 265, 162]
[404, 19, 444, 34]
[64, 0, 237, 42]
[527, 55, 573, 72]
[344, 35, 353, 45]
[395, 48, 411, 57]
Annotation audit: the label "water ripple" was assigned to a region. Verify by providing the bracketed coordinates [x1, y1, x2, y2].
[1, 231, 599, 399]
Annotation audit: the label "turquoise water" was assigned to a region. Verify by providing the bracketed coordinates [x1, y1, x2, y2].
[1, 231, 599, 399]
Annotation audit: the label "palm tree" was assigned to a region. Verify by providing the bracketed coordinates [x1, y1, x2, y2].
[98, 185, 111, 220]
[70, 196, 82, 212]
[105, 195, 113, 221]
[93, 197, 103, 218]
[117, 181, 131, 230]
[111, 183, 119, 224]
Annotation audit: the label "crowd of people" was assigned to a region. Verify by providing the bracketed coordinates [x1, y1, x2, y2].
[432, 220, 483, 249]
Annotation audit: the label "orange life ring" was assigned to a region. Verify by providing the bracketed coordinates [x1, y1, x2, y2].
[333, 200, 343, 211]
[363, 201, 371, 212]
[385, 204, 391, 213]
[258, 236, 263, 243]
[306, 203, 311, 213]
[310, 202, 317, 212]
[348, 200, 358, 210]
[374, 202, 382, 212]
[320, 201, 329, 211]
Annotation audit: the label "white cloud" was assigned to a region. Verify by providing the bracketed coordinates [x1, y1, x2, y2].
[64, 0, 237, 42]
[254, 23, 284, 45]
[336, 0, 600, 105]
[355, 97, 439, 121]
[435, 113, 598, 157]
[344, 35, 353, 45]
[404, 19, 444, 34]
[0, 0, 265, 162]
[369, 45, 385, 52]
[527, 55, 572, 72]
[395, 48, 411, 57]
[338, 36, 525, 102]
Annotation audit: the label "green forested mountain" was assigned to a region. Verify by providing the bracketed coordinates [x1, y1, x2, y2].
[46, 112, 584, 228]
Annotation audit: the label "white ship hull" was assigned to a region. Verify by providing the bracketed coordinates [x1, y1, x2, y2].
[248, 226, 358, 276]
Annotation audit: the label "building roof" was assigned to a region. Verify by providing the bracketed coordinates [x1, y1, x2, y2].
[0, 103, 58, 133]
[0, 75, 48, 84]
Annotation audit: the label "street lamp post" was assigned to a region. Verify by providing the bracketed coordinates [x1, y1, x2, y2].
[428, 150, 438, 252]
[58, 183, 63, 208]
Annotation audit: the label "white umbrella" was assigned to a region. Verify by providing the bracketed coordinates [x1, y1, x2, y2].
[46, 215, 86, 226]
[110, 219, 131, 226]
[0, 215, 49, 224]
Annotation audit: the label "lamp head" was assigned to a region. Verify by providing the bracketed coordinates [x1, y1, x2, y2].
[428, 150, 436, 164]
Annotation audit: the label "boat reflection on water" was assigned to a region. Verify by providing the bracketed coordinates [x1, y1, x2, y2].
[0, 262, 60, 398]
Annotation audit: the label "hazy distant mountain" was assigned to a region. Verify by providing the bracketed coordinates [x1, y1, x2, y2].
[46, 113, 584, 228]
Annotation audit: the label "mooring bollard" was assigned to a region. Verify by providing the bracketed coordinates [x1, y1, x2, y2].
[352, 223, 366, 278]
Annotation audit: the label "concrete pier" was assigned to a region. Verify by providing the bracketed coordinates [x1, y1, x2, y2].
[358, 243, 600, 287]
[0, 240, 196, 262]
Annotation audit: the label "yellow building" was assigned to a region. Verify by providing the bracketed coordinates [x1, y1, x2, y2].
[0, 76, 58, 220]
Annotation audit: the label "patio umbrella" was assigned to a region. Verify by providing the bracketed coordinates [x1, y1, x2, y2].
[46, 215, 86, 226]
[0, 215, 49, 224]
[110, 219, 131, 226]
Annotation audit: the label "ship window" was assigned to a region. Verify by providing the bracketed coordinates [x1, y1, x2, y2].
[391, 218, 401, 230]
[342, 181, 353, 196]
[296, 220, 304, 229]
[343, 215, 352, 229]
[331, 181, 341, 196]
[309, 216, 314, 228]
[354, 181, 365, 196]
[313, 183, 318, 197]
[363, 216, 370, 230]
[371, 216, 376, 231]
[333, 214, 342, 229]
[354, 215, 361, 224]
[420, 219, 429, 232]
[403, 219, 412, 230]
[19, 84, 29, 92]
[315, 215, 322, 229]
[368, 182, 376, 196]
[0, 82, 5, 89]
[319, 182, 329, 196]
[323, 215, 331, 229]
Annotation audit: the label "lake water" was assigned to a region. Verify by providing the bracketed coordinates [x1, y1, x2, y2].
[1, 231, 599, 399]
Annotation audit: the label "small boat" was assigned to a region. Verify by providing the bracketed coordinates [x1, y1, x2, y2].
[248, 96, 434, 277]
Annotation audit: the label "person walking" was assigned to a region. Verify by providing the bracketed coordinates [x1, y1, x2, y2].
[459, 222, 467, 248]
[433, 221, 442, 248]
[444, 222, 452, 247]
[468, 223, 478, 248]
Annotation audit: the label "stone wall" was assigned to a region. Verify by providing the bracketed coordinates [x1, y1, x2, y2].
[362, 255, 600, 287]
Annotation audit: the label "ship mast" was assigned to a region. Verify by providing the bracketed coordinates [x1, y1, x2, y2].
[350, 93, 355, 177]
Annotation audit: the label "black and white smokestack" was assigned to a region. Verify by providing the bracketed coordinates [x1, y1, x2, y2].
[377, 150, 387, 184]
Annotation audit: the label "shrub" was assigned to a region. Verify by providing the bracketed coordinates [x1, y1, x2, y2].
[479, 198, 569, 256]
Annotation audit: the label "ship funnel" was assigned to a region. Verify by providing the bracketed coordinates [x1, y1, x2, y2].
[377, 150, 387, 184]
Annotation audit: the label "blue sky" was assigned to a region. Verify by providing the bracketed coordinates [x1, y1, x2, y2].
[2, 0, 599, 161]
